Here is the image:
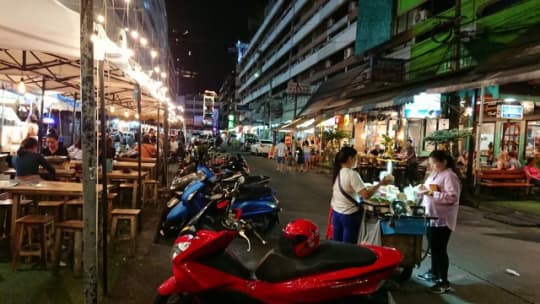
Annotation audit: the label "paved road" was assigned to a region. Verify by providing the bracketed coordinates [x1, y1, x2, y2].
[244, 155, 540, 304]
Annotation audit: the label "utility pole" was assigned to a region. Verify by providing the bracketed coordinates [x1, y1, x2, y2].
[80, 0, 98, 302]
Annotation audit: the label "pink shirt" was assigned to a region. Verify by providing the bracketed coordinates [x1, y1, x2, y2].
[423, 168, 461, 231]
[524, 164, 540, 180]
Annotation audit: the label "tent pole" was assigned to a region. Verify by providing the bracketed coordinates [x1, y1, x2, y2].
[80, 0, 98, 302]
[156, 102, 160, 184]
[39, 78, 46, 152]
[164, 105, 170, 187]
[72, 93, 78, 145]
[98, 59, 108, 295]
[136, 84, 142, 208]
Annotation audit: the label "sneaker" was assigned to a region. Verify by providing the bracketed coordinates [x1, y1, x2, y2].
[429, 282, 454, 294]
[417, 271, 436, 282]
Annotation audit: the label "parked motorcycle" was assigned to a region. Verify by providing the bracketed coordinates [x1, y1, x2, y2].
[160, 166, 278, 237]
[155, 179, 403, 304]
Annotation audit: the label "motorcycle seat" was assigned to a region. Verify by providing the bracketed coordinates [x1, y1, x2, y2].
[255, 241, 377, 283]
[237, 185, 273, 201]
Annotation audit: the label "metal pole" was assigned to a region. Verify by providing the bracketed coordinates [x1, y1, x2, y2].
[39, 78, 46, 152]
[136, 84, 142, 208]
[454, 0, 462, 71]
[80, 0, 98, 302]
[98, 60, 108, 295]
[466, 90, 477, 188]
[156, 102, 160, 184]
[163, 105, 170, 187]
[474, 86, 485, 171]
[71, 93, 78, 145]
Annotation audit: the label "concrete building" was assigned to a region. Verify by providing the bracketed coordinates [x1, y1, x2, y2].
[235, 0, 360, 127]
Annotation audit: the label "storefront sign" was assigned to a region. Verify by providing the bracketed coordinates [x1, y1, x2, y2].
[404, 93, 441, 118]
[498, 104, 523, 119]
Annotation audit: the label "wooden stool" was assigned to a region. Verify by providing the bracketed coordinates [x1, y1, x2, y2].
[143, 179, 159, 205]
[0, 199, 33, 239]
[12, 215, 55, 271]
[54, 220, 83, 276]
[37, 201, 65, 221]
[119, 183, 137, 208]
[64, 198, 83, 220]
[110, 208, 140, 254]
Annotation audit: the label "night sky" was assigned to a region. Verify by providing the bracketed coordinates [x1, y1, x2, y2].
[166, 0, 268, 95]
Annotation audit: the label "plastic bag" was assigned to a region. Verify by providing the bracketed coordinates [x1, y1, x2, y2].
[358, 208, 382, 246]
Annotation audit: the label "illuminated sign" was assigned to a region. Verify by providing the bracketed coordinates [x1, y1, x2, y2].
[404, 93, 441, 118]
[498, 105, 523, 119]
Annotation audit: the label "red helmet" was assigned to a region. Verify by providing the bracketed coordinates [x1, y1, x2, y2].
[280, 219, 320, 258]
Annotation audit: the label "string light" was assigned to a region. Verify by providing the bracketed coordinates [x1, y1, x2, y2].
[17, 78, 25, 94]
[135, 113, 140, 119]
[140, 37, 147, 46]
[160, 72, 167, 79]
[150, 50, 158, 58]
[154, 66, 160, 73]
[130, 30, 139, 39]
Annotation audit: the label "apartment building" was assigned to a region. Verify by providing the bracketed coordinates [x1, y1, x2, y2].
[235, 0, 360, 126]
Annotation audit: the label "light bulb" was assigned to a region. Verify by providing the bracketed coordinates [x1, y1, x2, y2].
[97, 15, 105, 23]
[130, 30, 139, 39]
[124, 111, 129, 118]
[154, 66, 160, 73]
[150, 50, 158, 58]
[140, 37, 147, 46]
[135, 113, 139, 119]
[160, 72, 167, 78]
[17, 78, 25, 94]
[110, 106, 115, 113]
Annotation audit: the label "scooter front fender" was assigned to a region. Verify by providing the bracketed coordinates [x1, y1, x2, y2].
[156, 276, 182, 296]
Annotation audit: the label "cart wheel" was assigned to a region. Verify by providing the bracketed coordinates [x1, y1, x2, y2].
[396, 266, 414, 281]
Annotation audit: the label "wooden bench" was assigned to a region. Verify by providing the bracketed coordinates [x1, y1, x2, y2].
[475, 169, 532, 195]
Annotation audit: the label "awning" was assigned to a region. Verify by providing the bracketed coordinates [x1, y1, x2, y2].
[299, 65, 366, 116]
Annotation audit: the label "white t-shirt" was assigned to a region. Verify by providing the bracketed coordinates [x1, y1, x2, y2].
[276, 142, 287, 157]
[331, 168, 366, 214]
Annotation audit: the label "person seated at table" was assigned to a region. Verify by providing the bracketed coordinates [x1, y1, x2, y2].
[43, 132, 69, 158]
[67, 138, 83, 160]
[495, 151, 510, 170]
[524, 157, 540, 187]
[134, 135, 156, 158]
[369, 144, 385, 156]
[15, 137, 56, 180]
[507, 151, 522, 170]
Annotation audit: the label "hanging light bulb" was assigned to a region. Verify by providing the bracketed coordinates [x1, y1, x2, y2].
[150, 49, 158, 58]
[154, 66, 160, 73]
[17, 78, 25, 94]
[135, 113, 140, 119]
[110, 106, 115, 113]
[160, 72, 167, 79]
[130, 30, 139, 39]
[124, 111, 129, 118]
[96, 15, 105, 23]
[140, 37, 148, 46]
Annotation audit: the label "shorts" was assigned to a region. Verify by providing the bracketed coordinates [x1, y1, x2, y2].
[304, 152, 311, 162]
[276, 156, 285, 164]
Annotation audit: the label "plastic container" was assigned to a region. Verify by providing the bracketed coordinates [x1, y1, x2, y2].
[380, 216, 428, 235]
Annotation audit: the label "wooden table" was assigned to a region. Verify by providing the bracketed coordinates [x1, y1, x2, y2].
[116, 157, 156, 163]
[2, 168, 76, 181]
[104, 170, 148, 208]
[0, 180, 103, 251]
[112, 161, 156, 179]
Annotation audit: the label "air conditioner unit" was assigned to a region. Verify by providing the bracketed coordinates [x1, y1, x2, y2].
[414, 9, 428, 24]
[344, 47, 353, 59]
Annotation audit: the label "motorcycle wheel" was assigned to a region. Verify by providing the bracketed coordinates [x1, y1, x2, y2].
[395, 265, 414, 282]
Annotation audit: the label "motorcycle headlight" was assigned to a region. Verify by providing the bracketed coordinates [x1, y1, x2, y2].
[171, 241, 191, 261]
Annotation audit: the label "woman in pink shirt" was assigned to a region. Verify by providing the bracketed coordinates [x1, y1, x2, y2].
[418, 150, 461, 294]
[524, 157, 540, 187]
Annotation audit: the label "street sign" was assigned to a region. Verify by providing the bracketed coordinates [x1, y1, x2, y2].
[286, 81, 311, 95]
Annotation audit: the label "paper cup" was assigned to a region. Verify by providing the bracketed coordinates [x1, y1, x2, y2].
[429, 184, 439, 192]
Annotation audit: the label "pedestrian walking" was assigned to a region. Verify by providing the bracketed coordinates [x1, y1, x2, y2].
[404, 139, 418, 184]
[417, 150, 461, 294]
[329, 147, 392, 244]
[286, 149, 295, 174]
[296, 144, 305, 173]
[275, 138, 287, 172]
[302, 140, 311, 171]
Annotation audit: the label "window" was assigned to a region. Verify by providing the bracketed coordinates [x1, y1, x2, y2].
[525, 121, 540, 157]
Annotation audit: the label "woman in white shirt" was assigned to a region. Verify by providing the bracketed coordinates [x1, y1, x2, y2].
[330, 147, 392, 243]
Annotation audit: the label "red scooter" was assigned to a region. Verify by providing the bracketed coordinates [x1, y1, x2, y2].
[155, 180, 402, 304]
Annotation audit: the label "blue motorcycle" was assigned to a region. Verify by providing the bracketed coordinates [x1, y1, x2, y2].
[160, 165, 280, 237]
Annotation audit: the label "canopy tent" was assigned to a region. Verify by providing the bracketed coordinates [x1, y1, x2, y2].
[0, 0, 172, 119]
